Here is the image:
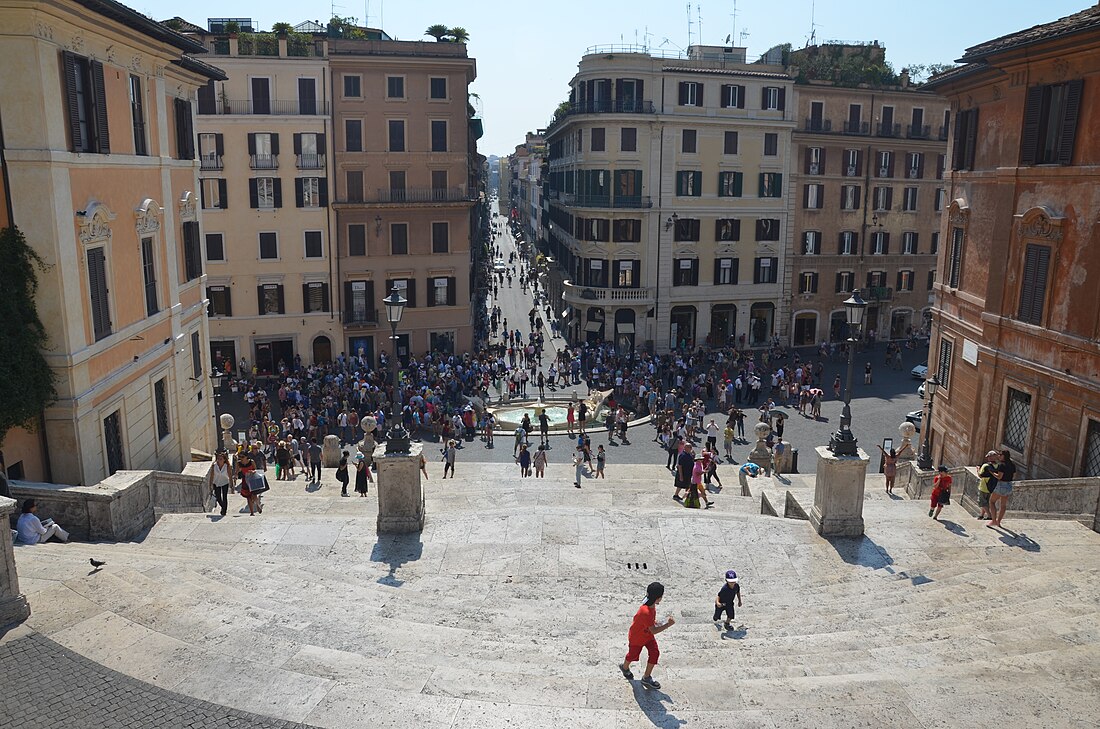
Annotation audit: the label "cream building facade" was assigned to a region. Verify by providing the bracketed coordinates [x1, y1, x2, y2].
[0, 0, 222, 485]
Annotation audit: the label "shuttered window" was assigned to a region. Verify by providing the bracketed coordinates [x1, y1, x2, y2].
[432, 222, 450, 253]
[348, 224, 366, 256]
[1019, 79, 1084, 166]
[182, 222, 202, 281]
[755, 219, 780, 241]
[948, 227, 964, 288]
[141, 237, 158, 316]
[715, 218, 740, 242]
[390, 223, 409, 255]
[174, 98, 194, 160]
[754, 257, 778, 284]
[717, 171, 743, 197]
[951, 108, 979, 171]
[713, 258, 738, 285]
[673, 218, 700, 242]
[427, 277, 457, 307]
[62, 51, 110, 154]
[130, 75, 147, 156]
[87, 247, 111, 340]
[677, 82, 702, 106]
[258, 284, 285, 315]
[154, 378, 170, 440]
[937, 337, 954, 390]
[675, 170, 702, 196]
[207, 286, 232, 316]
[672, 258, 699, 286]
[302, 282, 330, 313]
[723, 131, 738, 154]
[721, 84, 745, 109]
[304, 231, 323, 259]
[1017, 243, 1051, 325]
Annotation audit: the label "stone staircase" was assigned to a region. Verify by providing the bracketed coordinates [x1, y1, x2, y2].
[11, 464, 1100, 728]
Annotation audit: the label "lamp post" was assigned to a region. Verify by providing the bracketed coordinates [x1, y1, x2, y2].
[916, 374, 940, 470]
[382, 287, 410, 454]
[828, 289, 868, 457]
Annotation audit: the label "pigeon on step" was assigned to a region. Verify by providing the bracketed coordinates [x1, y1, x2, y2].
[89, 558, 107, 569]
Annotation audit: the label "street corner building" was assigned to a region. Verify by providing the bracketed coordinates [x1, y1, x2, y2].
[924, 3, 1100, 479]
[0, 0, 225, 485]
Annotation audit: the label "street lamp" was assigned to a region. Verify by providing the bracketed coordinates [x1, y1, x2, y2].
[828, 289, 868, 457]
[916, 374, 940, 469]
[382, 287, 410, 454]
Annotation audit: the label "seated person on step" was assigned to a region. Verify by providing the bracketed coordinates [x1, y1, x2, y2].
[15, 499, 70, 545]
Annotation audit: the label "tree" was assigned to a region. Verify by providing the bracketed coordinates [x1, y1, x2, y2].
[447, 26, 470, 43]
[425, 24, 449, 41]
[907, 63, 959, 84]
[272, 22, 293, 35]
[0, 227, 57, 448]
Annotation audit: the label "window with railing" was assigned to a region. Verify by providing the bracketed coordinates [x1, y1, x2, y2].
[1002, 388, 1032, 453]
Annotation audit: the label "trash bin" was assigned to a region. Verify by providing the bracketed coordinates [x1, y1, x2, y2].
[790, 448, 799, 474]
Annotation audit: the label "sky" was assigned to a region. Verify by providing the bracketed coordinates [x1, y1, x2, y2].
[138, 0, 1091, 156]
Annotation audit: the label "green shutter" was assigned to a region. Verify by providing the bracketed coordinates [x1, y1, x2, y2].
[692, 171, 702, 196]
[733, 172, 742, 197]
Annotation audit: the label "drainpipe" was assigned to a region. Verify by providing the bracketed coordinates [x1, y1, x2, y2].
[326, 63, 340, 360]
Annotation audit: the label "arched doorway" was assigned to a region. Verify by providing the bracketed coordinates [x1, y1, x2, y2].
[793, 312, 818, 347]
[614, 309, 636, 353]
[890, 309, 913, 340]
[710, 304, 737, 346]
[669, 306, 696, 350]
[749, 303, 774, 346]
[312, 335, 332, 364]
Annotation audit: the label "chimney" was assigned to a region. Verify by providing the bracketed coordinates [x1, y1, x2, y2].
[900, 68, 910, 88]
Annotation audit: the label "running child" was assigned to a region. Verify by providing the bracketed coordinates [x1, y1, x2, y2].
[620, 582, 675, 689]
[713, 570, 743, 630]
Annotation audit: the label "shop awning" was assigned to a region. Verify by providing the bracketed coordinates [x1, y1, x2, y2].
[616, 323, 635, 334]
[584, 321, 604, 333]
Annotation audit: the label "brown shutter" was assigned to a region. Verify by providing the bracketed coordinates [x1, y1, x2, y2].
[407, 279, 416, 308]
[272, 179, 282, 208]
[1019, 86, 1044, 165]
[277, 285, 285, 314]
[247, 133, 257, 155]
[270, 133, 280, 156]
[761, 87, 768, 109]
[804, 148, 812, 174]
[257, 285, 265, 315]
[678, 82, 687, 105]
[318, 179, 328, 207]
[964, 109, 979, 169]
[218, 179, 228, 208]
[1058, 79, 1084, 165]
[777, 87, 786, 111]
[302, 283, 311, 312]
[224, 288, 232, 317]
[447, 277, 457, 306]
[802, 184, 810, 208]
[855, 150, 863, 177]
[249, 179, 259, 208]
[293, 133, 302, 155]
[295, 178, 304, 208]
[819, 147, 827, 173]
[916, 153, 925, 178]
[61, 51, 82, 151]
[90, 60, 110, 153]
[737, 85, 745, 109]
[215, 133, 224, 156]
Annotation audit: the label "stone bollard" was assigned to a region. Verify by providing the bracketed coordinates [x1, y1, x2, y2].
[897, 422, 916, 461]
[322, 434, 342, 468]
[0, 496, 31, 627]
[374, 442, 425, 533]
[747, 421, 773, 477]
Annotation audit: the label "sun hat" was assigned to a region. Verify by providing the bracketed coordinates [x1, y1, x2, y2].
[985, 450, 999, 459]
[725, 570, 738, 582]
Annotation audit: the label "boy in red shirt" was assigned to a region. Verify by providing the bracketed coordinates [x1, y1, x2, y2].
[619, 582, 675, 689]
[929, 465, 952, 519]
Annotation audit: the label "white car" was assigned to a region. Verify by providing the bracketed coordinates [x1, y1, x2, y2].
[911, 363, 928, 380]
[905, 409, 923, 432]
[493, 259, 506, 273]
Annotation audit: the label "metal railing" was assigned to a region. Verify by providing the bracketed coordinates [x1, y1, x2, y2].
[199, 153, 223, 170]
[907, 124, 932, 139]
[559, 193, 652, 209]
[844, 120, 870, 135]
[565, 99, 656, 115]
[368, 187, 476, 204]
[250, 154, 278, 170]
[198, 99, 331, 116]
[803, 118, 832, 133]
[877, 122, 901, 137]
[343, 308, 379, 326]
[938, 125, 949, 141]
[296, 153, 325, 169]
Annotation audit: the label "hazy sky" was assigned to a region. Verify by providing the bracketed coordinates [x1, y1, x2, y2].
[138, 0, 1089, 156]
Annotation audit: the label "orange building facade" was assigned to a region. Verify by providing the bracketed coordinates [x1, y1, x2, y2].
[925, 5, 1100, 478]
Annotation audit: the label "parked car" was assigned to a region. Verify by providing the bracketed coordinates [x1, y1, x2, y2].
[905, 409, 923, 432]
[493, 259, 506, 273]
[911, 363, 928, 380]
[918, 381, 926, 399]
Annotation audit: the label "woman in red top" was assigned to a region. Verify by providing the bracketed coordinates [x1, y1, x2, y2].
[620, 582, 675, 689]
[929, 465, 952, 520]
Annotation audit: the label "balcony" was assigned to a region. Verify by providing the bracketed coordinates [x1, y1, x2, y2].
[938, 125, 949, 141]
[562, 280, 655, 306]
[337, 187, 477, 205]
[907, 124, 932, 140]
[566, 99, 656, 116]
[198, 99, 331, 116]
[803, 118, 832, 133]
[296, 153, 326, 170]
[199, 153, 223, 171]
[877, 122, 901, 138]
[558, 193, 652, 209]
[250, 154, 279, 170]
[866, 286, 893, 301]
[843, 120, 870, 135]
[343, 308, 379, 327]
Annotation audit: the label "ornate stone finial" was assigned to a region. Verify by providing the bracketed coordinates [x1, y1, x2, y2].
[178, 191, 196, 221]
[134, 198, 162, 235]
[78, 202, 116, 245]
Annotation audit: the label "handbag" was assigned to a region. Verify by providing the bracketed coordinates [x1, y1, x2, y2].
[245, 471, 270, 494]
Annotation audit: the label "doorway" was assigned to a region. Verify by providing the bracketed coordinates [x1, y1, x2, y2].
[614, 309, 636, 353]
[749, 303, 774, 346]
[209, 340, 237, 375]
[890, 310, 912, 340]
[710, 304, 737, 346]
[793, 313, 818, 347]
[669, 306, 696, 350]
[312, 335, 332, 365]
[348, 336, 374, 369]
[255, 339, 293, 377]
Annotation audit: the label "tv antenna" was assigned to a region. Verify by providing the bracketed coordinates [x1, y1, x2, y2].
[729, 0, 738, 46]
[686, 3, 693, 47]
[807, 0, 818, 47]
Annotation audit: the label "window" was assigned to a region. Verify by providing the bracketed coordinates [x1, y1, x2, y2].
[838, 231, 857, 255]
[927, 270, 936, 290]
[1020, 80, 1083, 165]
[584, 259, 608, 287]
[429, 277, 456, 307]
[385, 278, 416, 307]
[754, 257, 778, 284]
[903, 187, 919, 211]
[934, 188, 946, 212]
[129, 75, 146, 156]
[763, 133, 778, 156]
[1017, 243, 1051, 325]
[843, 148, 862, 176]
[298, 78, 317, 115]
[938, 337, 954, 390]
[675, 170, 701, 196]
[345, 280, 375, 322]
[249, 177, 281, 209]
[345, 119, 363, 152]
[616, 260, 640, 287]
[615, 170, 642, 201]
[715, 218, 740, 242]
[802, 231, 821, 255]
[154, 378, 170, 440]
[803, 183, 823, 209]
[198, 133, 222, 169]
[103, 410, 125, 475]
[677, 81, 702, 106]
[205, 233, 224, 262]
[721, 84, 745, 109]
[682, 129, 697, 153]
[295, 177, 327, 208]
[835, 271, 854, 293]
[873, 186, 893, 211]
[386, 76, 405, 99]
[931, 232, 940, 255]
[936, 154, 946, 180]
[952, 108, 979, 170]
[723, 131, 738, 154]
[247, 132, 278, 168]
[876, 150, 893, 177]
[259, 232, 279, 260]
[389, 170, 407, 199]
[673, 258, 699, 286]
[591, 127, 606, 152]
[430, 76, 447, 99]
[948, 227, 964, 287]
[304, 231, 323, 259]
[432, 222, 450, 253]
[871, 232, 889, 255]
[294, 132, 325, 168]
[613, 219, 641, 243]
[390, 223, 409, 255]
[714, 258, 738, 285]
[388, 120, 406, 152]
[138, 236, 159, 317]
[841, 185, 861, 211]
[62, 52, 110, 153]
[799, 272, 819, 294]
[258, 283, 284, 315]
[866, 270, 886, 289]
[200, 179, 227, 209]
[717, 171, 743, 197]
[303, 282, 329, 313]
[346, 171, 364, 203]
[431, 120, 448, 152]
[207, 286, 231, 316]
[250, 77, 271, 114]
[348, 224, 366, 256]
[806, 146, 824, 174]
[621, 127, 637, 152]
[759, 173, 783, 198]
[673, 218, 701, 242]
[897, 270, 914, 291]
[1002, 388, 1032, 452]
[431, 170, 448, 191]
[1081, 419, 1100, 477]
[343, 74, 361, 98]
[762, 86, 785, 110]
[906, 152, 924, 179]
[755, 219, 780, 241]
[181, 222, 202, 281]
[902, 232, 918, 254]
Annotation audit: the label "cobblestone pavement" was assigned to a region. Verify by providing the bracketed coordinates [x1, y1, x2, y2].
[0, 629, 321, 729]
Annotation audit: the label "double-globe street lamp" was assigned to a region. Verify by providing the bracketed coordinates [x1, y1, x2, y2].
[828, 289, 869, 457]
[916, 374, 941, 470]
[382, 287, 410, 454]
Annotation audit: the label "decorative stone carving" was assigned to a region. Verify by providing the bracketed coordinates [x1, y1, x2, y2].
[71, 34, 85, 52]
[178, 191, 196, 222]
[105, 45, 115, 62]
[1052, 58, 1069, 81]
[1016, 206, 1065, 242]
[78, 202, 116, 245]
[129, 55, 143, 72]
[134, 198, 163, 235]
[947, 199, 970, 231]
[36, 22, 54, 41]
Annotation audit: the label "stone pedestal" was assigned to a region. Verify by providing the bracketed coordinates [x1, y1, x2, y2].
[809, 446, 870, 537]
[374, 442, 425, 534]
[322, 434, 342, 468]
[0, 496, 31, 627]
[747, 422, 773, 476]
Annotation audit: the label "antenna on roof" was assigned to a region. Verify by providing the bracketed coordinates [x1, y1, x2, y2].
[730, 0, 738, 46]
[698, 4, 703, 45]
[686, 2, 693, 47]
[807, 0, 818, 47]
